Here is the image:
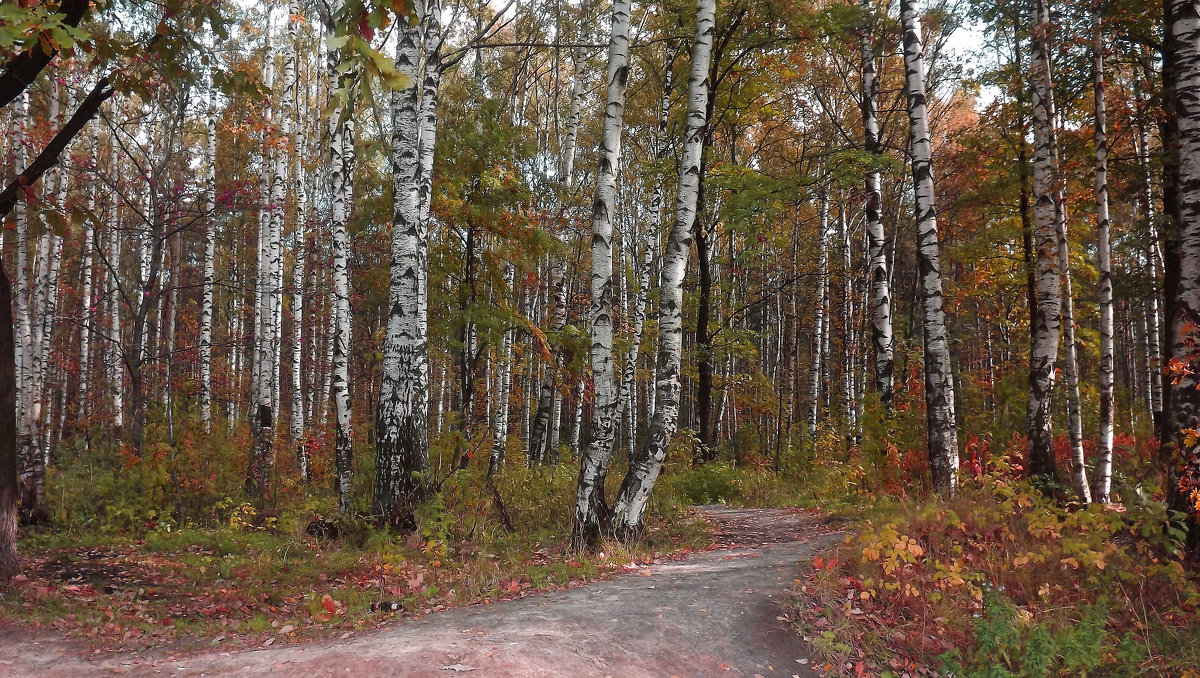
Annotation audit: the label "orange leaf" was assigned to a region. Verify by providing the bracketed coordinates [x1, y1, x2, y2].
[321, 594, 337, 615]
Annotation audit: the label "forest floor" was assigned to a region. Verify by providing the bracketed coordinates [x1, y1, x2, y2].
[0, 506, 838, 677]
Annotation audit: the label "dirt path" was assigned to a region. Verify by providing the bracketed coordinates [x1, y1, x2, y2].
[2, 507, 836, 677]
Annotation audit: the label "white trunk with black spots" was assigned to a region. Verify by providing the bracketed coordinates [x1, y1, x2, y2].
[1026, 0, 1062, 484]
[491, 263, 515, 476]
[1092, 7, 1114, 503]
[561, 52, 586, 186]
[902, 0, 959, 492]
[574, 0, 633, 545]
[200, 90, 217, 434]
[620, 50, 674, 465]
[859, 0, 894, 405]
[327, 11, 355, 514]
[528, 261, 567, 464]
[375, 13, 429, 525]
[14, 94, 30, 437]
[78, 137, 96, 421]
[1057, 194, 1090, 501]
[282, 0, 306, 479]
[418, 0, 442, 226]
[106, 147, 123, 428]
[809, 191, 829, 440]
[1167, 0, 1200, 534]
[612, 0, 715, 536]
[1138, 113, 1164, 419]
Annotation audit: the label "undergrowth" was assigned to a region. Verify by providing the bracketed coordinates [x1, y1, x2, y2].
[0, 417, 825, 653]
[783, 447, 1200, 677]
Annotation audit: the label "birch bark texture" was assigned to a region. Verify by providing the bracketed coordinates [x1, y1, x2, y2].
[620, 49, 674, 464]
[418, 0, 443, 225]
[283, 0, 307, 480]
[200, 88, 217, 434]
[574, 0, 633, 547]
[1092, 4, 1115, 503]
[1166, 0, 1200, 546]
[375, 11, 430, 526]
[326, 8, 356, 515]
[77, 130, 98, 422]
[1026, 0, 1063, 486]
[859, 0, 894, 406]
[612, 0, 715, 536]
[490, 263, 515, 477]
[901, 0, 959, 493]
[1056, 192, 1090, 501]
[809, 190, 829, 440]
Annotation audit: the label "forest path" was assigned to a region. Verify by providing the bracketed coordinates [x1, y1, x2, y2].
[5, 507, 836, 678]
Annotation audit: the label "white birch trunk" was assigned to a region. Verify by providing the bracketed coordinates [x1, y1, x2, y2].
[1166, 0, 1200, 543]
[1092, 6, 1114, 503]
[490, 263, 515, 477]
[375, 13, 429, 525]
[14, 93, 30, 437]
[903, 0, 959, 492]
[200, 89, 217, 433]
[560, 51, 586, 185]
[327, 11, 356, 514]
[808, 192, 829, 440]
[418, 0, 442, 225]
[528, 261, 567, 464]
[249, 38, 285, 501]
[573, 0, 633, 545]
[1056, 194, 1090, 501]
[78, 135, 96, 422]
[860, 0, 894, 405]
[1026, 0, 1062, 484]
[620, 50, 674, 466]
[281, 0, 306, 480]
[106, 147, 123, 428]
[612, 0, 715, 536]
[1138, 110, 1164, 421]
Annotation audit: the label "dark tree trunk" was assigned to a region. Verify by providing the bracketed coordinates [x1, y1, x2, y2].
[695, 220, 715, 461]
[0, 262, 19, 580]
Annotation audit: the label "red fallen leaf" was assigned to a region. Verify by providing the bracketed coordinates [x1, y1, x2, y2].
[321, 594, 338, 615]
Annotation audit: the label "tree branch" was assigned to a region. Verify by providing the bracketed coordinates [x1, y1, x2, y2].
[0, 77, 114, 220]
[0, 0, 91, 108]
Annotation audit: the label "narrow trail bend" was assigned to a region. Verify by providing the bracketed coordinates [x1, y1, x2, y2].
[4, 506, 837, 677]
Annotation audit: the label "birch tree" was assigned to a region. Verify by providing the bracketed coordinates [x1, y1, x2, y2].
[902, 0, 958, 493]
[859, 0, 894, 405]
[375, 10, 429, 526]
[809, 189, 829, 441]
[77, 131, 97, 424]
[612, 0, 715, 537]
[1090, 3, 1114, 504]
[491, 263, 515, 477]
[1166, 0, 1200, 552]
[326, 7, 357, 515]
[248, 27, 288, 503]
[1057, 192, 1090, 501]
[573, 0, 632, 546]
[200, 87, 217, 434]
[1026, 0, 1062, 486]
[618, 49, 674, 465]
[283, 0, 307, 481]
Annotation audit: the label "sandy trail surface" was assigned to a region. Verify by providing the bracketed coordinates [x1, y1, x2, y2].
[1, 506, 836, 677]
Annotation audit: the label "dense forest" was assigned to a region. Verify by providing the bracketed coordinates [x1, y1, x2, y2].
[2, 0, 1200, 674]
